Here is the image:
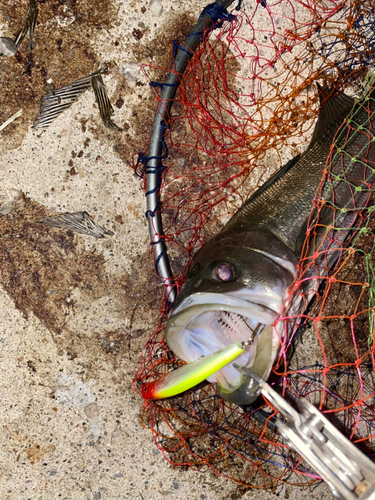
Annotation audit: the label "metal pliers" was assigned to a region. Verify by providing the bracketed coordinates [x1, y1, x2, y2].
[234, 364, 375, 500]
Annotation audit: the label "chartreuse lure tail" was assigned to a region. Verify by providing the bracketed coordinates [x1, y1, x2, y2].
[142, 342, 245, 399]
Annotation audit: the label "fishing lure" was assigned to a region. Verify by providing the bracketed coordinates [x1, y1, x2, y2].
[143, 341, 248, 399]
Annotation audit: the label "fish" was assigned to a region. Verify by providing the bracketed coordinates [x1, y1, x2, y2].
[164, 82, 375, 405]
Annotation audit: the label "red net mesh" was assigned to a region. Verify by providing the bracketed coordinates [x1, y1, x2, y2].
[133, 0, 375, 489]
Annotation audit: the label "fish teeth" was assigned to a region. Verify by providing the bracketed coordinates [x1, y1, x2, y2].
[218, 311, 255, 344]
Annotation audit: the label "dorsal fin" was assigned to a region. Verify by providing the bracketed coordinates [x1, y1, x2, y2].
[308, 83, 355, 149]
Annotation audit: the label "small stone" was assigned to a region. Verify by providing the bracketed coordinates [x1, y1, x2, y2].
[0, 37, 17, 56]
[149, 0, 163, 17]
[84, 402, 100, 420]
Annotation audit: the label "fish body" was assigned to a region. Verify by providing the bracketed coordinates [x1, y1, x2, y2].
[165, 84, 375, 405]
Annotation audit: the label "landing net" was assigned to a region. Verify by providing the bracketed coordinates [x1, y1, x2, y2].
[133, 0, 375, 489]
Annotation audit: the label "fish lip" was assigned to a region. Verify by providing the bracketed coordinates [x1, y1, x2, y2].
[172, 292, 279, 319]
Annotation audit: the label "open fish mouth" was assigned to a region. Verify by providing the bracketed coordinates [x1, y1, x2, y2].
[165, 291, 282, 400]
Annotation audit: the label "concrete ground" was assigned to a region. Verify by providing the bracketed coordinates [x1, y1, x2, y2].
[0, 0, 338, 499]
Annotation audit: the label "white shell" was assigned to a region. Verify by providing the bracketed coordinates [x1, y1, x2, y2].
[122, 63, 143, 82]
[149, 0, 163, 17]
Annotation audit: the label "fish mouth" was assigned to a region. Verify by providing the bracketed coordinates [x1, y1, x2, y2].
[165, 291, 283, 404]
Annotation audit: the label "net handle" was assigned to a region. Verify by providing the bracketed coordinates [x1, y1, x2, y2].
[145, 0, 237, 304]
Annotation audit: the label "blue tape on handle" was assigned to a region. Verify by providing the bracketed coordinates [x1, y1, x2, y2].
[187, 2, 237, 40]
[173, 39, 194, 58]
[149, 81, 178, 90]
[198, 2, 236, 24]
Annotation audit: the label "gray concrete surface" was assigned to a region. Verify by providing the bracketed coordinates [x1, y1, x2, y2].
[0, 1, 337, 499]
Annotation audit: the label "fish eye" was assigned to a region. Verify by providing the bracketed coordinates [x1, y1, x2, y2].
[213, 262, 236, 282]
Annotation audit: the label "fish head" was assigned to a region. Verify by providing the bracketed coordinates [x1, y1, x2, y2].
[166, 231, 298, 405]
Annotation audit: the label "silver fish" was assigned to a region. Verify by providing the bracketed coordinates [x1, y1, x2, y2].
[165, 83, 375, 405]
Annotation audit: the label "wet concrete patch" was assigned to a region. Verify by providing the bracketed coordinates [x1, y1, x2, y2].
[0, 196, 107, 334]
